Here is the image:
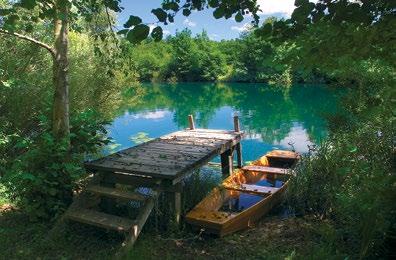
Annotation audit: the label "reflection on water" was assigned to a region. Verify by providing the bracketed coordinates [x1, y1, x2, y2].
[255, 179, 284, 188]
[220, 192, 264, 213]
[107, 83, 341, 160]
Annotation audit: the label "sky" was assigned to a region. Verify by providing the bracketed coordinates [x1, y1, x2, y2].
[118, 0, 306, 40]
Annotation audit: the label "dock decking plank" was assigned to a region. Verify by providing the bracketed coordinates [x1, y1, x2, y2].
[85, 129, 242, 181]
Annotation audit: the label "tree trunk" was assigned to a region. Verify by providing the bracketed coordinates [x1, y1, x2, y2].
[52, 1, 70, 140]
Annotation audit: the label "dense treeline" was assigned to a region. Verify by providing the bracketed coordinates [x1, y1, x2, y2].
[127, 28, 324, 84]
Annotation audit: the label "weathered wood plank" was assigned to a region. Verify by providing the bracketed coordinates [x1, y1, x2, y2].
[121, 192, 158, 253]
[66, 208, 135, 232]
[85, 129, 243, 181]
[164, 132, 238, 140]
[266, 150, 299, 160]
[242, 166, 291, 175]
[86, 185, 149, 201]
[226, 184, 279, 195]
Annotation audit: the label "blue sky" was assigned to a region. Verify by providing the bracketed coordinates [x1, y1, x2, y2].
[118, 0, 307, 40]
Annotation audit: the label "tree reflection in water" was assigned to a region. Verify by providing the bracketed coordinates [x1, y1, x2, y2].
[107, 83, 341, 158]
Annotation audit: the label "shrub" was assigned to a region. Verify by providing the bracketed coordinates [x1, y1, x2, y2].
[2, 110, 110, 220]
[287, 100, 395, 258]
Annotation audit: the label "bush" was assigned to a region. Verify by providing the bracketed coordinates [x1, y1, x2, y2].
[2, 110, 110, 220]
[287, 97, 395, 258]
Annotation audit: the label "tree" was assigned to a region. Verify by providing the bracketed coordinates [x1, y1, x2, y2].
[0, 0, 260, 144]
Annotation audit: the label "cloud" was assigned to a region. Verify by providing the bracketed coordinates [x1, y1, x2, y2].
[209, 33, 219, 40]
[131, 111, 170, 120]
[257, 0, 317, 17]
[231, 23, 253, 32]
[149, 24, 156, 33]
[163, 29, 171, 36]
[183, 18, 196, 27]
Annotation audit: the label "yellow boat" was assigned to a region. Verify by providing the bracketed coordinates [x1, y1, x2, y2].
[185, 150, 299, 236]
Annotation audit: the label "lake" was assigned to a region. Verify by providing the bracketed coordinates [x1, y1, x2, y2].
[106, 83, 340, 163]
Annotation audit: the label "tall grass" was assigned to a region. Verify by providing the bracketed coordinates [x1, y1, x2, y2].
[286, 104, 395, 258]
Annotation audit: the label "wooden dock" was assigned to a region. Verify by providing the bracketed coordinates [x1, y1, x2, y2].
[64, 115, 243, 250]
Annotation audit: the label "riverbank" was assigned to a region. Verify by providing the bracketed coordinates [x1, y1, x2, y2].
[0, 197, 329, 259]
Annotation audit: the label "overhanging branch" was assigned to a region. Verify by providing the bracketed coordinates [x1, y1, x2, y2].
[0, 29, 55, 58]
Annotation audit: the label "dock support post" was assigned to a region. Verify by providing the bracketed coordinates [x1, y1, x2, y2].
[188, 115, 195, 130]
[221, 149, 233, 175]
[233, 114, 243, 168]
[164, 181, 183, 225]
[174, 191, 181, 224]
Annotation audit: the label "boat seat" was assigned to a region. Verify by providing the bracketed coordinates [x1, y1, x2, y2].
[242, 165, 292, 175]
[266, 150, 299, 160]
[224, 183, 279, 195]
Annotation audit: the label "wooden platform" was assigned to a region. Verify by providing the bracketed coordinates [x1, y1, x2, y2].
[85, 129, 243, 184]
[64, 116, 244, 253]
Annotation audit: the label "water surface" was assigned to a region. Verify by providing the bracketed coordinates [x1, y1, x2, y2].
[107, 83, 340, 162]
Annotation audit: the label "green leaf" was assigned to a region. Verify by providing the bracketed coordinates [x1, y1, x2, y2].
[151, 26, 163, 42]
[182, 9, 191, 16]
[163, 2, 179, 11]
[168, 14, 174, 23]
[256, 22, 272, 37]
[152, 8, 167, 22]
[25, 24, 34, 33]
[349, 147, 357, 153]
[213, 7, 225, 19]
[294, 0, 309, 7]
[20, 0, 36, 10]
[127, 24, 150, 44]
[235, 12, 244, 22]
[0, 8, 12, 16]
[117, 29, 129, 35]
[208, 0, 219, 8]
[124, 15, 142, 28]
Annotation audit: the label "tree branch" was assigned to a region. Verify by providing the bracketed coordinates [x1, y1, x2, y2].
[105, 7, 115, 35]
[0, 29, 55, 58]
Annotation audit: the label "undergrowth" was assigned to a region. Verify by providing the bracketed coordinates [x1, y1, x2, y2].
[286, 80, 396, 258]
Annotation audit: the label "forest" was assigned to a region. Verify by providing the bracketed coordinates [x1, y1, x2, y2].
[0, 0, 395, 259]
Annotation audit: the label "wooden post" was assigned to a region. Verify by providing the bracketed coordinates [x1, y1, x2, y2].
[188, 115, 195, 130]
[221, 149, 233, 175]
[163, 180, 183, 225]
[233, 114, 243, 168]
[233, 114, 240, 132]
[174, 191, 181, 224]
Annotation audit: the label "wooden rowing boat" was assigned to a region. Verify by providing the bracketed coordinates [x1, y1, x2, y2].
[185, 150, 299, 236]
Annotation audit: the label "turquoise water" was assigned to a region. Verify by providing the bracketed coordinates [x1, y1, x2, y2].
[106, 83, 340, 162]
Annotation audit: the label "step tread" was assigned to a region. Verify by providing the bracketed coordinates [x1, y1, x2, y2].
[242, 165, 291, 175]
[66, 208, 135, 232]
[86, 185, 148, 201]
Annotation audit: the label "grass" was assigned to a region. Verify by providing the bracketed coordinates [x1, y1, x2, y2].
[0, 184, 9, 206]
[0, 203, 330, 260]
[0, 170, 350, 259]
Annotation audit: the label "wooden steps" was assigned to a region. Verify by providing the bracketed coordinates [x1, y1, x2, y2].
[66, 208, 135, 232]
[86, 185, 148, 201]
[242, 165, 291, 175]
[63, 173, 160, 252]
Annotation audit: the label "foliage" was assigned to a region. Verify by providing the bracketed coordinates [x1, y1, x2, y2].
[1, 110, 110, 220]
[128, 28, 312, 84]
[118, 0, 260, 43]
[281, 1, 396, 258]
